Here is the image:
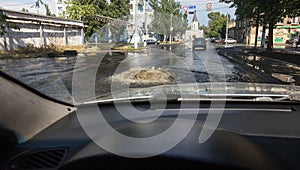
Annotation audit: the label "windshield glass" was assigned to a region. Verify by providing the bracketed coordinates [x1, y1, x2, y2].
[1, 0, 300, 104]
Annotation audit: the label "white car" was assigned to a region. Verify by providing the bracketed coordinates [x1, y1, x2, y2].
[224, 38, 237, 44]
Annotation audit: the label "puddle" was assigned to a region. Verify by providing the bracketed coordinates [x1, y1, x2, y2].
[242, 55, 300, 84]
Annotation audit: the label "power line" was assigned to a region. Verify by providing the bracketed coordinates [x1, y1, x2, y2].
[0, 2, 36, 7]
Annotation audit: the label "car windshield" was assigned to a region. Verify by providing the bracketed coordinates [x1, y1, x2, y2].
[0, 0, 300, 104]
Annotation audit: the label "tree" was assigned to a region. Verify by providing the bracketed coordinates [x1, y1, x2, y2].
[106, 0, 130, 41]
[231, 0, 263, 48]
[0, 10, 8, 36]
[148, 0, 187, 42]
[199, 24, 209, 37]
[45, 3, 55, 16]
[262, 0, 300, 50]
[21, 8, 29, 12]
[66, 0, 107, 38]
[207, 12, 229, 38]
[32, 0, 44, 14]
[66, 0, 130, 39]
[0, 10, 19, 50]
[231, 0, 300, 50]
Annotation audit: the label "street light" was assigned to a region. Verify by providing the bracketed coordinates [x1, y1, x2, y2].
[170, 8, 180, 45]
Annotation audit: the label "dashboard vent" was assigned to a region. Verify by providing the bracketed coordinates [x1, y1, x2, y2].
[7, 148, 67, 170]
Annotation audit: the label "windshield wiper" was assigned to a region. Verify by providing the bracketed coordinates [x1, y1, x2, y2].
[178, 94, 293, 102]
[80, 95, 154, 105]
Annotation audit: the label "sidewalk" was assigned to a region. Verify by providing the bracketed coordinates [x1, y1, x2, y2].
[242, 44, 300, 65]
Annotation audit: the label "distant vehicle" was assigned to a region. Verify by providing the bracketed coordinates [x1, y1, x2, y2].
[224, 38, 237, 44]
[210, 37, 223, 43]
[286, 38, 298, 46]
[145, 38, 160, 45]
[192, 38, 206, 50]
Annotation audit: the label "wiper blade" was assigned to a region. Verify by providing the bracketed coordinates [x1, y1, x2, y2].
[81, 96, 153, 105]
[178, 94, 292, 102]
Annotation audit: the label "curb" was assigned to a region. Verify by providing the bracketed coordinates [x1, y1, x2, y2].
[217, 50, 284, 84]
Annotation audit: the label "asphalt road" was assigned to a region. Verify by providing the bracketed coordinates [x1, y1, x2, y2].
[0, 43, 289, 103]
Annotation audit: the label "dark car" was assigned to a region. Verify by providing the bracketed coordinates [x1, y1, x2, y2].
[192, 38, 206, 50]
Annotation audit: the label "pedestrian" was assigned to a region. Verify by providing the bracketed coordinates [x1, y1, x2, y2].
[296, 36, 300, 50]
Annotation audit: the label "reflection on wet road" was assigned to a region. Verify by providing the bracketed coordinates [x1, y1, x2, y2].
[0, 43, 297, 103]
[241, 55, 300, 84]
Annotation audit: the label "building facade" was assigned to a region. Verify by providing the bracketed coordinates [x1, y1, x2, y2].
[185, 12, 204, 41]
[235, 16, 300, 46]
[0, 9, 84, 50]
[127, 0, 152, 43]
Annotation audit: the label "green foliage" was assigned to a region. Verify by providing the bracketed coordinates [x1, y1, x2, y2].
[0, 10, 19, 36]
[231, 0, 300, 50]
[207, 12, 229, 38]
[45, 4, 55, 16]
[0, 10, 7, 35]
[148, 0, 187, 40]
[34, 0, 44, 8]
[106, 0, 130, 41]
[199, 24, 209, 37]
[21, 8, 29, 12]
[66, 0, 130, 38]
[31, 0, 44, 14]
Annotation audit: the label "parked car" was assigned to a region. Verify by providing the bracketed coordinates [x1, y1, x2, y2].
[192, 38, 206, 50]
[145, 38, 160, 45]
[224, 38, 237, 44]
[210, 37, 220, 43]
[286, 38, 298, 46]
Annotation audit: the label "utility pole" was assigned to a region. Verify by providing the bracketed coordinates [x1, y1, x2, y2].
[134, 0, 138, 49]
[170, 14, 173, 44]
[107, 0, 112, 43]
[225, 12, 228, 45]
[170, 8, 179, 45]
[144, 0, 147, 47]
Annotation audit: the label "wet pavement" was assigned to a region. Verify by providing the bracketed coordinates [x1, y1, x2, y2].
[0, 43, 295, 103]
[216, 46, 300, 86]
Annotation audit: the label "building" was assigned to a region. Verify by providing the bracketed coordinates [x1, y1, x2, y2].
[228, 21, 236, 39]
[235, 16, 300, 46]
[185, 12, 204, 41]
[56, 0, 70, 17]
[0, 8, 84, 50]
[127, 0, 150, 43]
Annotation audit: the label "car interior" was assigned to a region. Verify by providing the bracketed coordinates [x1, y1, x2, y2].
[1, 70, 300, 170]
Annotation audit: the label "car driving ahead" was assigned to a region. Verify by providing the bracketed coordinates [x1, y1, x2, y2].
[192, 38, 206, 50]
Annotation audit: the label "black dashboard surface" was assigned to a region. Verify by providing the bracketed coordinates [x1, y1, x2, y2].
[2, 101, 300, 170]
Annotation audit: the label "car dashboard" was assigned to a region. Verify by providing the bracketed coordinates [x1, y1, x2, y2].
[1, 100, 300, 170]
[1, 71, 300, 170]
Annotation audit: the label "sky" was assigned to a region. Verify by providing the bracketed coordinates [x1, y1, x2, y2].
[0, 0, 56, 15]
[0, 0, 236, 26]
[178, 0, 236, 25]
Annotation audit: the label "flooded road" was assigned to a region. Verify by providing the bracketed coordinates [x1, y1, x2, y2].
[0, 43, 286, 103]
[217, 46, 300, 85]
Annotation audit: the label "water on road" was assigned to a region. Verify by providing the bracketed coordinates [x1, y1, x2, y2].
[0, 43, 281, 103]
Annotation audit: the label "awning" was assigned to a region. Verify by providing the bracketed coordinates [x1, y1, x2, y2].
[276, 26, 300, 29]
